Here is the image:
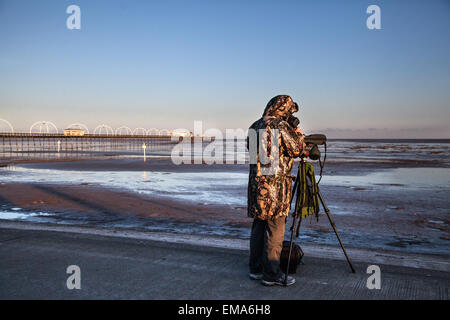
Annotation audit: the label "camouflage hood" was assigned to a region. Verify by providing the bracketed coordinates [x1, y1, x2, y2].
[247, 95, 305, 221]
[262, 95, 298, 120]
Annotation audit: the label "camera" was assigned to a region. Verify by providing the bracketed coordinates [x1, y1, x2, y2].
[286, 114, 326, 160]
[286, 102, 300, 128]
[303, 134, 327, 160]
[284, 103, 326, 161]
[287, 115, 300, 128]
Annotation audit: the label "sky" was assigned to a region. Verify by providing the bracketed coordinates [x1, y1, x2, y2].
[0, 0, 449, 138]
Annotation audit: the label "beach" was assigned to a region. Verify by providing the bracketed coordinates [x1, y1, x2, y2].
[0, 139, 449, 256]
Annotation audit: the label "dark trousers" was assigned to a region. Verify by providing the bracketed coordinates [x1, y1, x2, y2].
[249, 216, 286, 281]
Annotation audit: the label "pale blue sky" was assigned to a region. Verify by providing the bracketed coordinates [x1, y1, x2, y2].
[0, 0, 449, 137]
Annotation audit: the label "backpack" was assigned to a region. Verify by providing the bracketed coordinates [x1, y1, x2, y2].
[298, 162, 320, 220]
[280, 240, 304, 274]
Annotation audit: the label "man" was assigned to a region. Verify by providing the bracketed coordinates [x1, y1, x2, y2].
[247, 95, 304, 286]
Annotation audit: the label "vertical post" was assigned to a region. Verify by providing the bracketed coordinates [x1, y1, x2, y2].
[142, 143, 147, 162]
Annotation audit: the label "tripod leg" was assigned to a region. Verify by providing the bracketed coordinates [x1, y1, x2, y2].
[289, 175, 299, 208]
[296, 216, 302, 238]
[295, 217, 305, 265]
[284, 214, 296, 286]
[285, 173, 301, 286]
[317, 187, 356, 273]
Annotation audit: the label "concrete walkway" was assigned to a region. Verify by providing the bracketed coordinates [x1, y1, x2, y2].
[0, 222, 448, 299]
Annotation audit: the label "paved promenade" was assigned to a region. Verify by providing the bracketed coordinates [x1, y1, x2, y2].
[0, 221, 448, 299]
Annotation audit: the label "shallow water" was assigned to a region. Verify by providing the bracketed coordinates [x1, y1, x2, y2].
[324, 167, 450, 190]
[0, 166, 248, 206]
[2, 139, 450, 165]
[0, 210, 53, 220]
[1, 165, 448, 207]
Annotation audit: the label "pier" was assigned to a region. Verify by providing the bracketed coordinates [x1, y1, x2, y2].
[0, 132, 188, 159]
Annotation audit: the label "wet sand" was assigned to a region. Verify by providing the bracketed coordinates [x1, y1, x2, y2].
[0, 181, 251, 237]
[0, 157, 449, 255]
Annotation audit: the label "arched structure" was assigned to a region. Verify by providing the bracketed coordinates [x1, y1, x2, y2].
[132, 128, 147, 136]
[29, 121, 58, 134]
[66, 123, 90, 134]
[93, 124, 114, 135]
[0, 119, 14, 133]
[171, 128, 191, 137]
[159, 129, 171, 136]
[147, 128, 159, 136]
[115, 126, 133, 135]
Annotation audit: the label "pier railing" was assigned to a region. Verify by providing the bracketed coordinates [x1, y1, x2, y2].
[0, 132, 191, 159]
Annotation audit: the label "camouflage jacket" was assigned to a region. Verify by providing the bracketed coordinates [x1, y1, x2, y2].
[247, 95, 304, 221]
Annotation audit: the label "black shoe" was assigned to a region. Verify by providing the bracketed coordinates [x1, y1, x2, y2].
[262, 274, 295, 286]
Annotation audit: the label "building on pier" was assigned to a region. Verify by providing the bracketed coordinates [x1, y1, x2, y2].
[63, 128, 85, 136]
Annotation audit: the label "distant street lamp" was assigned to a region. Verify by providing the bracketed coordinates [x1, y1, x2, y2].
[57, 140, 61, 158]
[142, 143, 147, 162]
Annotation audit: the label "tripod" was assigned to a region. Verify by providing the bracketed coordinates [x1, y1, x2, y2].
[284, 158, 355, 285]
